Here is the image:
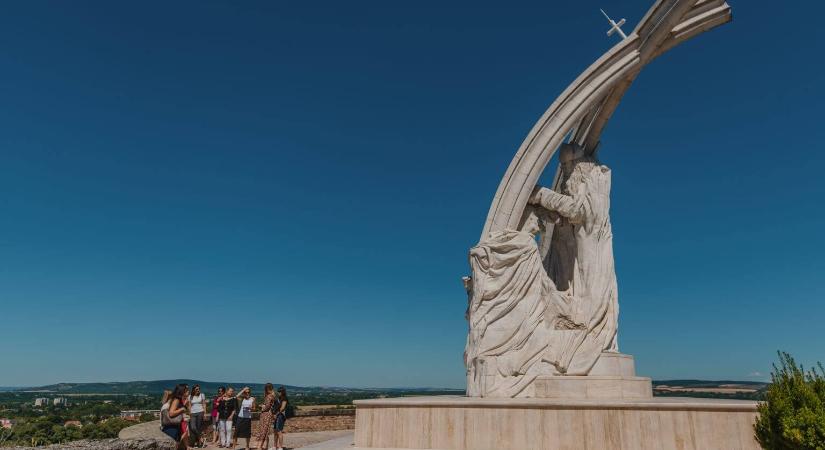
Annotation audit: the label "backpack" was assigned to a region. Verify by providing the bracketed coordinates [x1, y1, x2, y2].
[276, 399, 295, 419]
[285, 402, 295, 419]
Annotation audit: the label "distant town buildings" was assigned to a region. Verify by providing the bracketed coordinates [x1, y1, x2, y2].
[32, 397, 69, 407]
[120, 410, 160, 421]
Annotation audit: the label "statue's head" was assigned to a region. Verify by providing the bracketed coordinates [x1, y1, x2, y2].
[559, 143, 588, 176]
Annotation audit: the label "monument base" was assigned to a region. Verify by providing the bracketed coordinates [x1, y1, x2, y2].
[353, 396, 759, 450]
[534, 352, 653, 400]
[534, 374, 652, 399]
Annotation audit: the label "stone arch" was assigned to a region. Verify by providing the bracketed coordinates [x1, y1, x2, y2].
[482, 0, 732, 239]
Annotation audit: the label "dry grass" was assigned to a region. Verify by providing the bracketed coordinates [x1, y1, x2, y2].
[246, 415, 355, 437]
[284, 415, 355, 433]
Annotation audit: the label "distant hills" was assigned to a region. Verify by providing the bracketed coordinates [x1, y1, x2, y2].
[14, 380, 465, 395]
[4, 379, 769, 396]
[653, 380, 767, 387]
[651, 379, 767, 400]
[0, 386, 26, 392]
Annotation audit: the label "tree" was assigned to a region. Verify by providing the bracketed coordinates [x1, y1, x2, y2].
[755, 352, 825, 449]
[0, 427, 13, 446]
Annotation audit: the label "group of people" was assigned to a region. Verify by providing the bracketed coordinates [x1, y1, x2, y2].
[160, 383, 290, 450]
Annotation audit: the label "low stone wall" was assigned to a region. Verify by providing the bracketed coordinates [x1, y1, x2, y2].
[295, 408, 355, 417]
[354, 396, 761, 450]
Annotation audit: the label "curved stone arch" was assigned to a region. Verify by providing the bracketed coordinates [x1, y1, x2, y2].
[481, 0, 732, 239]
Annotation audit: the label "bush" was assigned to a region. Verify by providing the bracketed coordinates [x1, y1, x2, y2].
[755, 352, 825, 449]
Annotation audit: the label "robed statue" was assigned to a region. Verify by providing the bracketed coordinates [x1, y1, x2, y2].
[465, 144, 619, 397]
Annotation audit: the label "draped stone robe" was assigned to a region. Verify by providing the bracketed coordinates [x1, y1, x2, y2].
[537, 161, 619, 375]
[465, 230, 567, 397]
[465, 160, 619, 397]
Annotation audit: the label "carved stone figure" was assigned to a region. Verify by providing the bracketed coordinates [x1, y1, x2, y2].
[465, 144, 619, 397]
[531, 143, 619, 374]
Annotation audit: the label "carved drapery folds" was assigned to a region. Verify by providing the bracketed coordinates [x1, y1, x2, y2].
[466, 159, 618, 398]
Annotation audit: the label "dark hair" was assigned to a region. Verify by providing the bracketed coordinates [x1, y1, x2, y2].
[171, 384, 187, 402]
[264, 383, 274, 397]
[218, 386, 226, 394]
[192, 384, 200, 394]
[277, 387, 288, 401]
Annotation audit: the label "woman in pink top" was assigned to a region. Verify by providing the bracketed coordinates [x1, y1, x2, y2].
[210, 387, 225, 446]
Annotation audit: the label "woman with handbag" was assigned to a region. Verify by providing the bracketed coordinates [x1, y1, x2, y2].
[161, 384, 188, 445]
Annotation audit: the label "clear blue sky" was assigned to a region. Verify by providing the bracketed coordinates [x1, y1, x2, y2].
[1, 0, 823, 388]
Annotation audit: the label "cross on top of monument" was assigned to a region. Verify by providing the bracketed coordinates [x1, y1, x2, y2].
[600, 8, 628, 40]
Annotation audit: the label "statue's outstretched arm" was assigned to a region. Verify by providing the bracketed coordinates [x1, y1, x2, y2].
[529, 186, 583, 221]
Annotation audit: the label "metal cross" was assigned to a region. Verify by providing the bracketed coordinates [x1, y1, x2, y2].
[600, 8, 628, 40]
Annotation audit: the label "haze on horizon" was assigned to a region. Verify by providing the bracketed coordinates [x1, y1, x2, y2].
[2, 0, 823, 388]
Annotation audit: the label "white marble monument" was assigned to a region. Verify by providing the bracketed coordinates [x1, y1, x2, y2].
[355, 1, 762, 448]
[465, 143, 626, 398]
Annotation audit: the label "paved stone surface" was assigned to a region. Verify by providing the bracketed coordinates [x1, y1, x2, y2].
[299, 432, 354, 449]
[198, 429, 354, 449]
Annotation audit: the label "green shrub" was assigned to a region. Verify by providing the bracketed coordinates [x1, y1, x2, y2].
[755, 352, 825, 450]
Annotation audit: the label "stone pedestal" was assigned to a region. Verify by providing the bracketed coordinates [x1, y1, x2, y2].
[534, 375, 652, 400]
[588, 352, 637, 376]
[535, 352, 653, 400]
[353, 396, 760, 450]
[354, 352, 760, 449]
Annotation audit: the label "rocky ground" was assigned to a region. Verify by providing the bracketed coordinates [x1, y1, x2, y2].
[6, 439, 174, 450]
[6, 430, 355, 450]
[118, 417, 354, 441]
[5, 416, 357, 450]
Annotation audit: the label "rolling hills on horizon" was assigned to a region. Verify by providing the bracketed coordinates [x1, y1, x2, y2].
[12, 379, 466, 395]
[5, 379, 768, 395]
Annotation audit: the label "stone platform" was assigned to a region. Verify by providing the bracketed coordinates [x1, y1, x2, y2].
[353, 396, 760, 450]
[535, 352, 653, 400]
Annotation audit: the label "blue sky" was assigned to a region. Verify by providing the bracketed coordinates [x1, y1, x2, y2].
[1, 0, 823, 388]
